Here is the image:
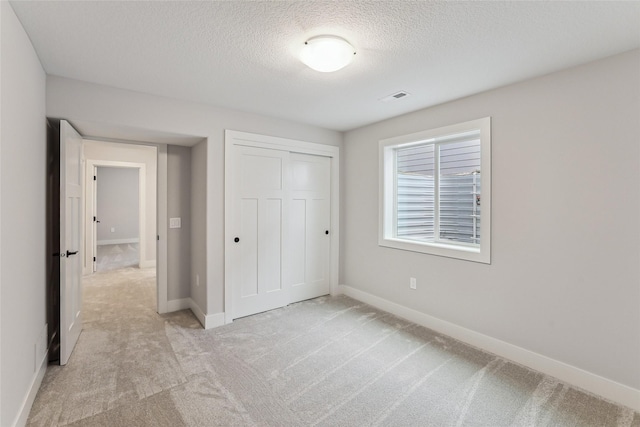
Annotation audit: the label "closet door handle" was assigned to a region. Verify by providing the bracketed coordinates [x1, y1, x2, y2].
[234, 237, 240, 243]
[66, 250, 79, 257]
[325, 230, 329, 235]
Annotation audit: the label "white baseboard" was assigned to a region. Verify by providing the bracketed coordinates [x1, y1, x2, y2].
[167, 298, 191, 312]
[338, 284, 640, 412]
[189, 298, 207, 327]
[224, 313, 234, 325]
[97, 238, 139, 246]
[139, 260, 156, 269]
[13, 347, 47, 427]
[205, 312, 226, 329]
[188, 299, 225, 330]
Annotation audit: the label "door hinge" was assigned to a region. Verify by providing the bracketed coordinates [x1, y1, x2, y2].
[93, 175, 97, 181]
[157, 235, 160, 241]
[93, 256, 96, 262]
[93, 216, 96, 222]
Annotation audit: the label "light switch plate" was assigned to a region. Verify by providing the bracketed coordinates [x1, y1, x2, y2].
[169, 218, 181, 229]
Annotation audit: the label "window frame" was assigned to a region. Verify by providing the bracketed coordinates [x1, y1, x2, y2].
[378, 117, 491, 264]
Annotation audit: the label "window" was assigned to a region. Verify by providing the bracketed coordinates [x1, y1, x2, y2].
[379, 117, 491, 263]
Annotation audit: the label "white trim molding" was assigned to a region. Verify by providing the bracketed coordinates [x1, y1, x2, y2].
[167, 298, 191, 312]
[189, 299, 225, 330]
[97, 238, 139, 246]
[189, 299, 206, 327]
[13, 346, 47, 427]
[204, 312, 226, 330]
[156, 145, 168, 314]
[338, 284, 640, 412]
[168, 299, 227, 331]
[139, 260, 156, 269]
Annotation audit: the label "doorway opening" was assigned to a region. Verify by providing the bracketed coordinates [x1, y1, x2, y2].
[48, 118, 198, 366]
[82, 140, 160, 312]
[93, 165, 143, 272]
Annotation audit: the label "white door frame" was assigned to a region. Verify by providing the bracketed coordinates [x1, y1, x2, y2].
[224, 130, 340, 323]
[84, 160, 147, 274]
[156, 145, 168, 314]
[92, 165, 97, 272]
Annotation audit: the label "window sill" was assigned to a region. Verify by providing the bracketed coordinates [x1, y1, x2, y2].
[379, 237, 490, 264]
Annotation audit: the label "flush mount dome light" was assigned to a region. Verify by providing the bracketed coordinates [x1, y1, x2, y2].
[300, 35, 356, 72]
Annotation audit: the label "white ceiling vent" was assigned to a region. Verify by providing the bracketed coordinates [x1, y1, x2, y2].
[380, 91, 411, 102]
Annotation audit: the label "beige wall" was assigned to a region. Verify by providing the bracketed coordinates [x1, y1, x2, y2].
[342, 50, 640, 390]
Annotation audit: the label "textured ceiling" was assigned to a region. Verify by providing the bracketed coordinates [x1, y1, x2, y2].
[10, 1, 640, 131]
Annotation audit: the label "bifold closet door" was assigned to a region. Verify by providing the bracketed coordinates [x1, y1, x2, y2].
[230, 145, 290, 319]
[289, 153, 331, 303]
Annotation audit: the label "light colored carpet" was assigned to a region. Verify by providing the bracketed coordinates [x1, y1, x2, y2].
[27, 268, 639, 426]
[96, 243, 139, 272]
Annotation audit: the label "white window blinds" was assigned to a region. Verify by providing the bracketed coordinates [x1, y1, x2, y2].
[396, 131, 481, 246]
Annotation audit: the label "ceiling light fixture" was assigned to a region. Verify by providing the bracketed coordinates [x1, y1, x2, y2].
[300, 35, 356, 73]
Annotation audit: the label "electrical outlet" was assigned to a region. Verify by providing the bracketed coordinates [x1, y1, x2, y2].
[410, 277, 417, 290]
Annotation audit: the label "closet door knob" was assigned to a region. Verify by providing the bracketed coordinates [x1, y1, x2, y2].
[325, 230, 329, 235]
[234, 237, 240, 243]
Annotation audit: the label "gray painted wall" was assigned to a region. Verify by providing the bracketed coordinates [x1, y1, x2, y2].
[3, 4, 637, 420]
[0, 3, 47, 425]
[46, 76, 343, 317]
[191, 140, 207, 313]
[167, 145, 192, 301]
[342, 49, 640, 390]
[97, 167, 139, 243]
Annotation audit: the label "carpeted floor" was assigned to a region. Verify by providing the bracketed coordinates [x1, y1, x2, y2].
[27, 268, 639, 426]
[96, 243, 140, 272]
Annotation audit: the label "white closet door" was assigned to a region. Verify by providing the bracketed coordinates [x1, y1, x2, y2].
[289, 153, 331, 302]
[230, 145, 290, 319]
